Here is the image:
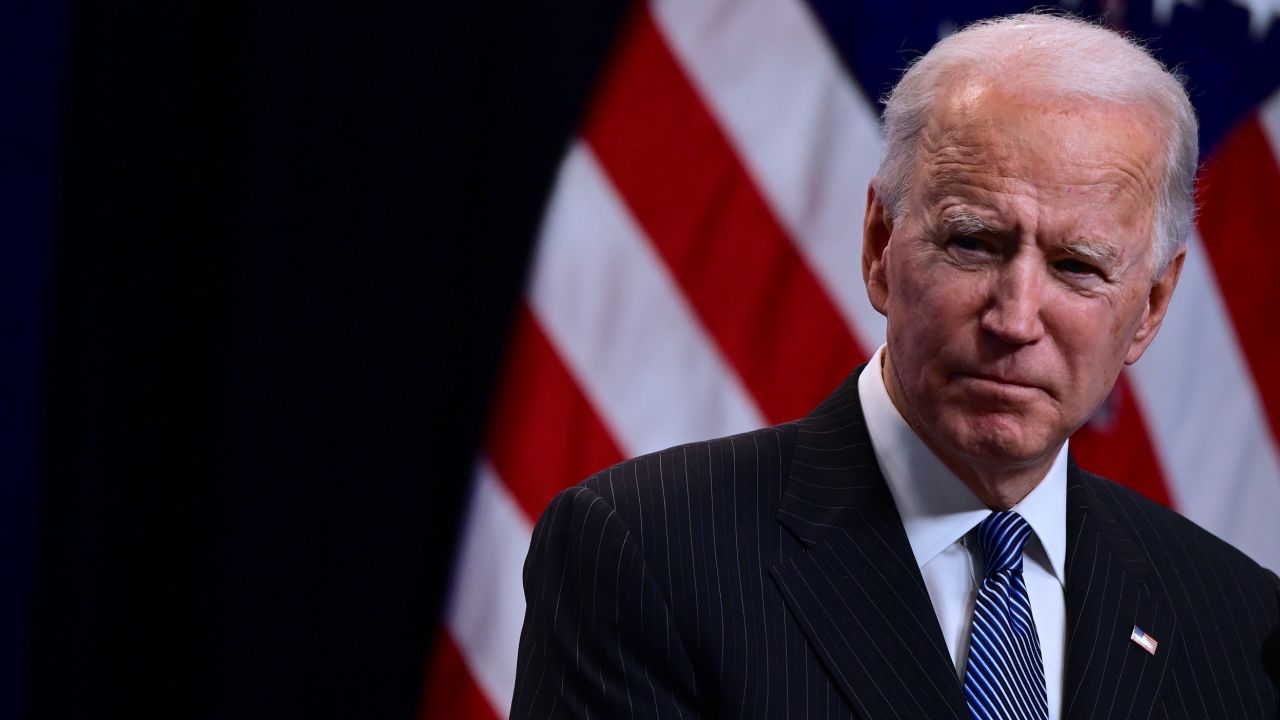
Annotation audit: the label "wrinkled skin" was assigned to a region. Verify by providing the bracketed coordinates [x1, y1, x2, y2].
[862, 81, 1186, 509]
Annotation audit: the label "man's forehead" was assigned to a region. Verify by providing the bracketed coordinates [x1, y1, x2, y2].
[913, 82, 1163, 228]
[924, 82, 1157, 162]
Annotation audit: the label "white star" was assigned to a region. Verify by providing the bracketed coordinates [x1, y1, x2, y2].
[1152, 0, 1200, 25]
[1230, 0, 1280, 40]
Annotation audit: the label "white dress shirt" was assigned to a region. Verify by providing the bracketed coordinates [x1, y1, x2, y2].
[857, 345, 1067, 720]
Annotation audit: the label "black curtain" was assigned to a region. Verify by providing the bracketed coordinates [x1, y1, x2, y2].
[27, 2, 627, 718]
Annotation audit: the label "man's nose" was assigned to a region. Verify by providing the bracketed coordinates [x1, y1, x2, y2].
[979, 261, 1046, 345]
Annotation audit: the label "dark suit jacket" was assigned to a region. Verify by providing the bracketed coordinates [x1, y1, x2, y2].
[512, 368, 1280, 718]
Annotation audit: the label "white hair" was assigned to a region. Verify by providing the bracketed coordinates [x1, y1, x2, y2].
[874, 13, 1198, 278]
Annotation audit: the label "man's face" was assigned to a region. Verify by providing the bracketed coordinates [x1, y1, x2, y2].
[864, 82, 1185, 478]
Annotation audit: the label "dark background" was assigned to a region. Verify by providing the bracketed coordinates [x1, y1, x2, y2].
[9, 1, 627, 718]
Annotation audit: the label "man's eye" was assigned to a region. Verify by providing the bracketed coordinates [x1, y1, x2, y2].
[950, 235, 989, 253]
[1055, 258, 1102, 277]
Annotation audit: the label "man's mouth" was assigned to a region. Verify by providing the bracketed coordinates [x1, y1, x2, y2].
[956, 371, 1048, 397]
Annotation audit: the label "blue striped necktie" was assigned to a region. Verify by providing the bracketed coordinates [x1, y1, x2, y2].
[963, 511, 1049, 720]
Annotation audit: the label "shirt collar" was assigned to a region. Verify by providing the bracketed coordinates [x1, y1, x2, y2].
[857, 345, 1067, 585]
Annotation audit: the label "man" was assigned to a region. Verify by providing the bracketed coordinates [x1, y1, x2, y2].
[512, 13, 1280, 719]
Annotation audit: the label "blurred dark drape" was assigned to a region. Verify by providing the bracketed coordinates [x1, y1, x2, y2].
[25, 2, 626, 718]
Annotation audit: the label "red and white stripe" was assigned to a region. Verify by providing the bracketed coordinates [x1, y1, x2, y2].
[422, 2, 1280, 715]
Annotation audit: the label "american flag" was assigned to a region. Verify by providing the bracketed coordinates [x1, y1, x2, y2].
[423, 1, 1280, 716]
[1130, 625, 1160, 656]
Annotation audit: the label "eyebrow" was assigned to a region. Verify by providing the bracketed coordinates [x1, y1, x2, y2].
[942, 210, 1121, 266]
[940, 210, 1125, 267]
[940, 210, 999, 236]
[1063, 240, 1121, 266]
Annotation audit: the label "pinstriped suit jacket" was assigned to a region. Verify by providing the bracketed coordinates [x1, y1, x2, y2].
[512, 367, 1280, 719]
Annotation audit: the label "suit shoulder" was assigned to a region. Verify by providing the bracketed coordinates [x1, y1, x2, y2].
[547, 424, 799, 542]
[1079, 469, 1280, 585]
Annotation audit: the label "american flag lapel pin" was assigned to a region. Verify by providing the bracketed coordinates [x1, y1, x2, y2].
[1130, 625, 1159, 655]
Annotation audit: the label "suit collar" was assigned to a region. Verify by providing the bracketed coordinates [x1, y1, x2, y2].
[771, 366, 971, 719]
[1063, 462, 1176, 720]
[774, 366, 888, 545]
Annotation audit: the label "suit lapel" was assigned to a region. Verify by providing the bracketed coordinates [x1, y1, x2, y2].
[1063, 463, 1177, 720]
[770, 369, 970, 720]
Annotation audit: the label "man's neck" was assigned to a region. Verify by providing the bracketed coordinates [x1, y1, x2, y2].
[939, 452, 1053, 510]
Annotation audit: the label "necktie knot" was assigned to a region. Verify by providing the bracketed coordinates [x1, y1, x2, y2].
[976, 511, 1032, 577]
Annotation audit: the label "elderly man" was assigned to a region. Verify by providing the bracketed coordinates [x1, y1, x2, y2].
[512, 13, 1280, 720]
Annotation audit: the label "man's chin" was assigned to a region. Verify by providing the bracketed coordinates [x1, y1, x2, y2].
[935, 413, 1061, 472]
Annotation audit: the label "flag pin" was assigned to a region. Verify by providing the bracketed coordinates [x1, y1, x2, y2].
[1130, 625, 1158, 655]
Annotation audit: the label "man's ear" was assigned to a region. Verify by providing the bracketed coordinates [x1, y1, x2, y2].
[863, 180, 893, 315]
[1125, 246, 1187, 365]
